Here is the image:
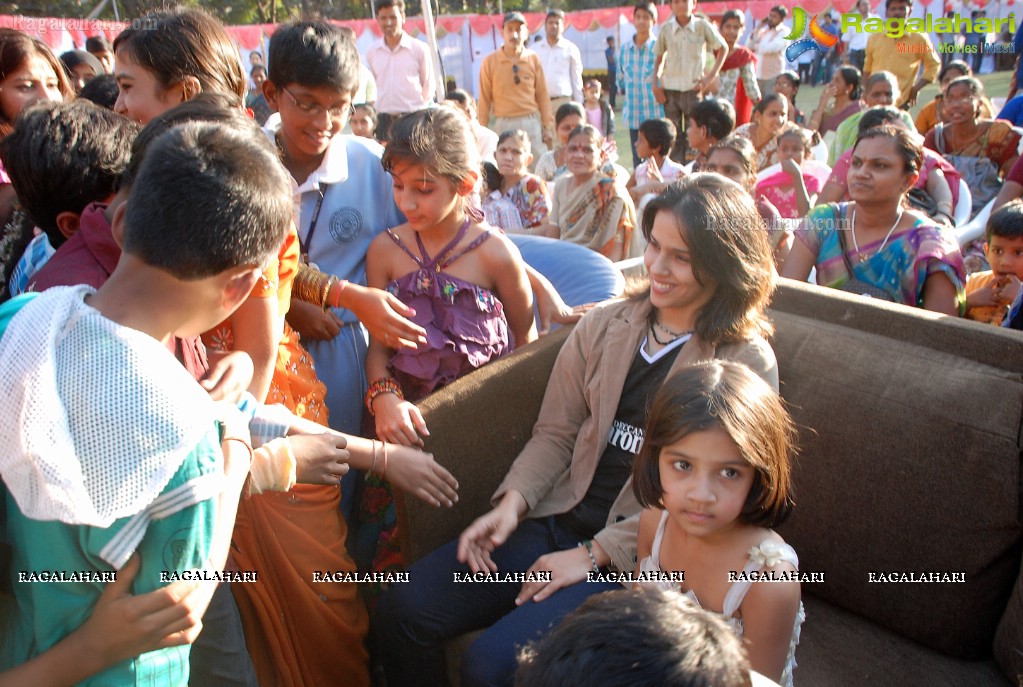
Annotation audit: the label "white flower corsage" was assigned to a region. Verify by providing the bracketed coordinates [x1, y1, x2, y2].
[749, 541, 787, 568]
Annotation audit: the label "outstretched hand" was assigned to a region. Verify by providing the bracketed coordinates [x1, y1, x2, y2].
[457, 505, 519, 573]
[384, 442, 459, 508]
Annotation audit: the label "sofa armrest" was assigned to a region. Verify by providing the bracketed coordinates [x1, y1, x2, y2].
[396, 326, 573, 564]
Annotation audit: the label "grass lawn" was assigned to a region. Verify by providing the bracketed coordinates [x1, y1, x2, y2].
[610, 69, 1015, 172]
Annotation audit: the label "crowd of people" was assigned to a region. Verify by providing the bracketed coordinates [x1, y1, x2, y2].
[0, 1, 1021, 687]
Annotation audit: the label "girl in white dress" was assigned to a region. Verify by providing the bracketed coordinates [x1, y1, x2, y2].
[633, 360, 804, 686]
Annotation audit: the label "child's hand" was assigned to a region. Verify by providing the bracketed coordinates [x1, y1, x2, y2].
[967, 283, 1001, 308]
[291, 432, 350, 484]
[780, 157, 801, 180]
[373, 393, 429, 447]
[82, 555, 210, 664]
[200, 351, 254, 402]
[998, 275, 1022, 304]
[346, 283, 427, 349]
[515, 547, 591, 605]
[287, 299, 342, 341]
[457, 499, 522, 573]
[383, 443, 459, 508]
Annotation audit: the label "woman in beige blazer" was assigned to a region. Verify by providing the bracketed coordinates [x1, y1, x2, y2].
[376, 174, 779, 687]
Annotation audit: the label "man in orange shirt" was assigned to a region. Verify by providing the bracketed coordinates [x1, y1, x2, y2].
[478, 12, 555, 161]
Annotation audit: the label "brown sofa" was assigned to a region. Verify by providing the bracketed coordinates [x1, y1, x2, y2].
[397, 279, 1023, 685]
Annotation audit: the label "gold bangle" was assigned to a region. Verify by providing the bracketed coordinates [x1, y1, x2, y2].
[382, 441, 389, 478]
[320, 276, 333, 309]
[370, 439, 379, 474]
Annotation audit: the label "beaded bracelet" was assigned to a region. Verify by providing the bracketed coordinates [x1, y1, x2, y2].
[365, 377, 404, 415]
[581, 539, 599, 574]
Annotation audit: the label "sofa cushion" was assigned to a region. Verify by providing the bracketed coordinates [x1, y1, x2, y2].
[770, 281, 1023, 659]
[796, 595, 1009, 685]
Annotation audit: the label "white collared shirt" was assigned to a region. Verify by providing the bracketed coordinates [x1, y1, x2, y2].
[366, 31, 435, 113]
[532, 37, 583, 102]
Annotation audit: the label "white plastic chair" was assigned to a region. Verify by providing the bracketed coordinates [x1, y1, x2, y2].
[811, 139, 829, 164]
[952, 178, 972, 229]
[956, 197, 996, 247]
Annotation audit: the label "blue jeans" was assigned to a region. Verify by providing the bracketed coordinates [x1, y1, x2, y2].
[189, 583, 258, 687]
[374, 517, 621, 687]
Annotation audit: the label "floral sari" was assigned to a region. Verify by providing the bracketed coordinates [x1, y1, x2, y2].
[795, 203, 966, 312]
[551, 169, 636, 258]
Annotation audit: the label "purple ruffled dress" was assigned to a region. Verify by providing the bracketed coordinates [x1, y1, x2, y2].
[385, 220, 512, 401]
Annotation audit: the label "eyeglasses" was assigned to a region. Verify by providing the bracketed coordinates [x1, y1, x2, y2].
[943, 94, 977, 106]
[280, 86, 354, 120]
[512, 64, 520, 85]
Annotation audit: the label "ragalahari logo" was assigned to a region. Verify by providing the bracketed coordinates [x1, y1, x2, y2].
[784, 7, 840, 61]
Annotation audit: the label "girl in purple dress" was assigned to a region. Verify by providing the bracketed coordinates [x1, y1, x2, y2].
[366, 106, 538, 446]
[358, 107, 538, 580]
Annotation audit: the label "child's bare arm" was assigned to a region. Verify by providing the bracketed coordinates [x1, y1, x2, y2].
[739, 563, 801, 684]
[365, 233, 429, 446]
[781, 159, 813, 217]
[488, 235, 537, 347]
[226, 295, 278, 402]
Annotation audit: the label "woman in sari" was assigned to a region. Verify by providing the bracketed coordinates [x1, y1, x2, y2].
[714, 10, 760, 127]
[539, 125, 636, 261]
[782, 125, 965, 314]
[734, 94, 791, 170]
[915, 61, 994, 136]
[807, 66, 863, 137]
[923, 76, 1020, 216]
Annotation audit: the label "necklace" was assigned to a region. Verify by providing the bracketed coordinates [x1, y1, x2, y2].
[650, 319, 692, 346]
[850, 207, 902, 264]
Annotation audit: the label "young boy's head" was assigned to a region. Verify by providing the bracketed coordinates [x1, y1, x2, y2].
[687, 98, 735, 154]
[265, 21, 360, 160]
[118, 121, 290, 330]
[0, 99, 138, 248]
[515, 588, 752, 687]
[670, 0, 697, 24]
[633, 2, 657, 31]
[985, 200, 1023, 280]
[637, 117, 676, 160]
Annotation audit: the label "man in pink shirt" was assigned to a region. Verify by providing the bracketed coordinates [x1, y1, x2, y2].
[366, 0, 436, 140]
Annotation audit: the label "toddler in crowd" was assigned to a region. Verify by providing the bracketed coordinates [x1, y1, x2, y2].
[755, 127, 823, 220]
[966, 200, 1023, 325]
[583, 77, 614, 139]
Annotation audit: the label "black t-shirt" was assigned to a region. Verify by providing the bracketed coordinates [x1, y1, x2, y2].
[557, 334, 688, 540]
